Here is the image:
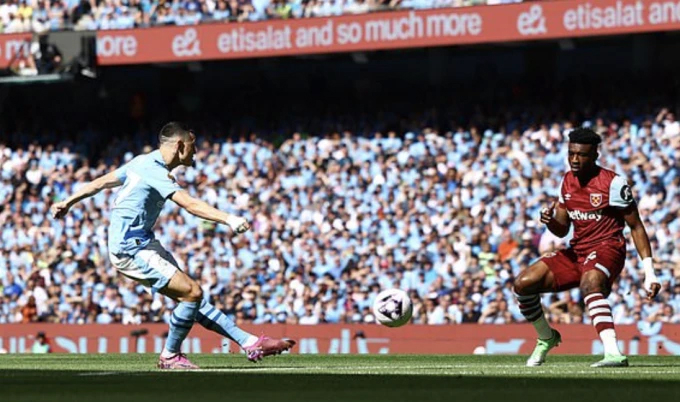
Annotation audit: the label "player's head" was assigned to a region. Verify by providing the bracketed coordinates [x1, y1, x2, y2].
[568, 127, 601, 176]
[158, 122, 196, 167]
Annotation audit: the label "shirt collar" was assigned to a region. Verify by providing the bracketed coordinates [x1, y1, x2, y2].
[151, 150, 169, 170]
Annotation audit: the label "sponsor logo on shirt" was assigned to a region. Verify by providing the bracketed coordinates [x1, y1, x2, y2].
[567, 209, 603, 221]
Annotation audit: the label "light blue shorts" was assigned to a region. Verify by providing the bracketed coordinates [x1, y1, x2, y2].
[109, 240, 180, 293]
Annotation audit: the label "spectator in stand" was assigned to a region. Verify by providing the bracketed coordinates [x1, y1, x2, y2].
[656, 108, 680, 140]
[1, 0, 535, 33]
[0, 105, 678, 327]
[20, 295, 38, 322]
[211, 0, 229, 20]
[266, 0, 291, 19]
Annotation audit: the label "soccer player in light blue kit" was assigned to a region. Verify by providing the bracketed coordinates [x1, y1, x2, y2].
[51, 122, 295, 369]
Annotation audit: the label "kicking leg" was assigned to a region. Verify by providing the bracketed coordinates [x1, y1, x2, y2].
[581, 270, 628, 367]
[196, 298, 295, 362]
[151, 245, 295, 361]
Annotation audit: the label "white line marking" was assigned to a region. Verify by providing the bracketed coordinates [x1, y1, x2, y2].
[70, 364, 680, 376]
[77, 372, 121, 376]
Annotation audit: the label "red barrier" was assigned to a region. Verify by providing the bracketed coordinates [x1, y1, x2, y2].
[96, 0, 680, 65]
[0, 33, 33, 69]
[2, 323, 680, 355]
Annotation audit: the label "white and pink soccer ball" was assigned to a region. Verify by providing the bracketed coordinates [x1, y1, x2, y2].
[372, 288, 413, 328]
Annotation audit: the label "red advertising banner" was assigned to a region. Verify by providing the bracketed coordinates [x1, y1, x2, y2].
[96, 0, 680, 65]
[0, 33, 33, 69]
[2, 323, 680, 355]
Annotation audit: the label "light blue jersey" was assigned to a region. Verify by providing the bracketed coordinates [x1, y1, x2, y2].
[109, 150, 181, 255]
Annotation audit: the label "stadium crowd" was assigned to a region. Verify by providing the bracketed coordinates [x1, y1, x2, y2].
[0, 0, 523, 33]
[0, 106, 679, 327]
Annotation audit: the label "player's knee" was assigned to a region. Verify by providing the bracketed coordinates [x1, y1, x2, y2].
[580, 281, 603, 296]
[513, 275, 534, 296]
[176, 280, 203, 302]
[580, 272, 607, 296]
[187, 283, 203, 302]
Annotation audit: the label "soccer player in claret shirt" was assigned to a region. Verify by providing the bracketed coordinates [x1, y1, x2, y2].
[513, 127, 661, 368]
[51, 122, 295, 369]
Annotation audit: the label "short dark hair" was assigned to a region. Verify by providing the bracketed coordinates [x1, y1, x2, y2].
[159, 122, 192, 144]
[569, 127, 602, 145]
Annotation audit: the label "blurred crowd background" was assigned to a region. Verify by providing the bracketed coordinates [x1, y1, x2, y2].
[1, 107, 678, 326]
[0, 0, 524, 33]
[1, 22, 679, 330]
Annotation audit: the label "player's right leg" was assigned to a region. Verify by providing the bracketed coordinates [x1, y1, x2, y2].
[515, 248, 584, 367]
[195, 298, 296, 362]
[579, 243, 629, 368]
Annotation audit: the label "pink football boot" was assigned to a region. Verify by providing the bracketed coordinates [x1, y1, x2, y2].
[244, 335, 296, 362]
[157, 353, 199, 370]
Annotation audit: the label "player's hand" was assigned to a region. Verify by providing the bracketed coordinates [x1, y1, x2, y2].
[540, 202, 556, 225]
[227, 216, 251, 234]
[643, 272, 661, 300]
[50, 201, 71, 219]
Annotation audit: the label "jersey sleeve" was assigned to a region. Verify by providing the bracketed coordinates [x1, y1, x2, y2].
[146, 168, 182, 199]
[113, 164, 128, 182]
[609, 175, 634, 209]
[558, 176, 566, 207]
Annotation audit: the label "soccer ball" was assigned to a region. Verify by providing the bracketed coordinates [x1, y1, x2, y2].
[372, 288, 413, 328]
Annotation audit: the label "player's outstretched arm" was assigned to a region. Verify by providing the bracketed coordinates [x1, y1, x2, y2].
[622, 205, 661, 299]
[51, 171, 123, 219]
[170, 190, 250, 234]
[540, 201, 571, 238]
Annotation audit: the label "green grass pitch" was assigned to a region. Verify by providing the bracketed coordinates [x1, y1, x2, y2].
[1, 354, 679, 402]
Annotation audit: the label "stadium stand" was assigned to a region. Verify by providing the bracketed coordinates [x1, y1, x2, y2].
[0, 0, 525, 33]
[1, 15, 679, 330]
[1, 108, 678, 326]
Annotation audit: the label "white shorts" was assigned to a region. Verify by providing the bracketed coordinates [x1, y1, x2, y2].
[109, 240, 180, 293]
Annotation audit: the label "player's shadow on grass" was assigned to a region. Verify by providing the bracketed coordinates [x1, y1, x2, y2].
[3, 371, 680, 402]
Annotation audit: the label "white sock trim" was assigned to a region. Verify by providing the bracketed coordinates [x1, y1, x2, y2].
[161, 348, 177, 359]
[593, 316, 613, 325]
[588, 307, 611, 316]
[584, 293, 603, 304]
[242, 335, 259, 348]
[587, 299, 610, 309]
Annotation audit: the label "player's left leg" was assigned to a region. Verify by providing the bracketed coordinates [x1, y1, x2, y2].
[111, 241, 202, 370]
[157, 270, 203, 369]
[580, 243, 628, 367]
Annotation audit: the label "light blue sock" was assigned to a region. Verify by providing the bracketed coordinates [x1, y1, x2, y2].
[164, 301, 199, 354]
[196, 298, 253, 347]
